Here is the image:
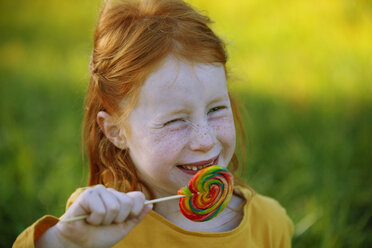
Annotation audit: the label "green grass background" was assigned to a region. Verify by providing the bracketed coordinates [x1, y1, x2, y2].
[1, 0, 371, 247]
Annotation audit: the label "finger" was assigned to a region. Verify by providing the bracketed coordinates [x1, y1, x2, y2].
[81, 186, 106, 225]
[126, 191, 146, 217]
[139, 204, 153, 219]
[107, 188, 134, 223]
[121, 204, 153, 231]
[96, 188, 121, 225]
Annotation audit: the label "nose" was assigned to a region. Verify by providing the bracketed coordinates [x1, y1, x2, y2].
[188, 121, 217, 152]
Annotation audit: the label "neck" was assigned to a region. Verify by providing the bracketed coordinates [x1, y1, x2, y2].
[152, 192, 245, 232]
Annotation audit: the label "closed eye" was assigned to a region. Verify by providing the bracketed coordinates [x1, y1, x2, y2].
[163, 118, 184, 126]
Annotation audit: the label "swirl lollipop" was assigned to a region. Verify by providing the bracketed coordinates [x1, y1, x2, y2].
[60, 165, 233, 223]
[178, 165, 233, 222]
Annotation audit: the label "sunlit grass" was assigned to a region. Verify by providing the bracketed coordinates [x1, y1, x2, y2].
[190, 0, 372, 101]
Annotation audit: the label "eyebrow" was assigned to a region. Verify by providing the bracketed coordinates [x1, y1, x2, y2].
[153, 109, 188, 122]
[208, 95, 230, 106]
[153, 95, 229, 121]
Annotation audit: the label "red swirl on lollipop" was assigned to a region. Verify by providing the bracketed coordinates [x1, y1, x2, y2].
[178, 165, 234, 222]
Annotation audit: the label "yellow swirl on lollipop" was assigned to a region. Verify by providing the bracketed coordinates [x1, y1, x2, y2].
[178, 165, 234, 222]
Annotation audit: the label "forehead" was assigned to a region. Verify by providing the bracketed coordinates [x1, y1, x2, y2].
[138, 56, 227, 105]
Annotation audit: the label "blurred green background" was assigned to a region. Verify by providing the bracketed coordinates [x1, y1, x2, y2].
[1, 0, 371, 247]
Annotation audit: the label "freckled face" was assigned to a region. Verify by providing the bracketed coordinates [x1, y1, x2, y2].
[123, 56, 236, 197]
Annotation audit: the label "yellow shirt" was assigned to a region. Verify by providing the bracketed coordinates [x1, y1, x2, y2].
[13, 186, 293, 247]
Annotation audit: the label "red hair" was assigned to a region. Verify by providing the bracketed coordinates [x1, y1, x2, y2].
[83, 0, 245, 193]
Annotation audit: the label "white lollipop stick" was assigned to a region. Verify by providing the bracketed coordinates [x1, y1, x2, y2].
[144, 194, 185, 204]
[60, 194, 186, 223]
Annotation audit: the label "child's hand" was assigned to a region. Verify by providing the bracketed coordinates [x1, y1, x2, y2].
[36, 185, 152, 248]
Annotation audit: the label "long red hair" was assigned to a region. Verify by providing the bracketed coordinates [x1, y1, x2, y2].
[83, 0, 245, 193]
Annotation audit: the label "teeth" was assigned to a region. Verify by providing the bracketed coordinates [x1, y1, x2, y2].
[180, 161, 214, 171]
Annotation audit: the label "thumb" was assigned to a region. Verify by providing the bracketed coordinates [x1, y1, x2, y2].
[120, 204, 152, 231]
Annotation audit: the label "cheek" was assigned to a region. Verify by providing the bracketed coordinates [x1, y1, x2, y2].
[147, 128, 190, 160]
[211, 117, 236, 145]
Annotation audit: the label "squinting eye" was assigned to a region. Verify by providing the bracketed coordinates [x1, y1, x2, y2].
[208, 106, 225, 114]
[164, 118, 184, 126]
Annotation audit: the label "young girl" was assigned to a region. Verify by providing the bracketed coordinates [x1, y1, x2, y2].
[14, 0, 293, 247]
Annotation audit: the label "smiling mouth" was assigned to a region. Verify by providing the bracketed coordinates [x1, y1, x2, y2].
[177, 156, 219, 174]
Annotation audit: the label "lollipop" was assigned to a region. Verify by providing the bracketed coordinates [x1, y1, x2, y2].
[178, 165, 234, 222]
[60, 165, 233, 223]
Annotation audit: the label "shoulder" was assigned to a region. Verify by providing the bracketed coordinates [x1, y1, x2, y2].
[236, 186, 294, 247]
[250, 194, 290, 221]
[236, 186, 291, 224]
[249, 193, 294, 247]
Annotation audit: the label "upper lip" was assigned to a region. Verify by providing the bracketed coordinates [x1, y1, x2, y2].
[177, 155, 219, 167]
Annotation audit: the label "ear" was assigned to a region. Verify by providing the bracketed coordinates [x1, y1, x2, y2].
[97, 111, 127, 149]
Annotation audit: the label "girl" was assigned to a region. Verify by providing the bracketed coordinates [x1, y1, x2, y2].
[14, 0, 293, 247]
